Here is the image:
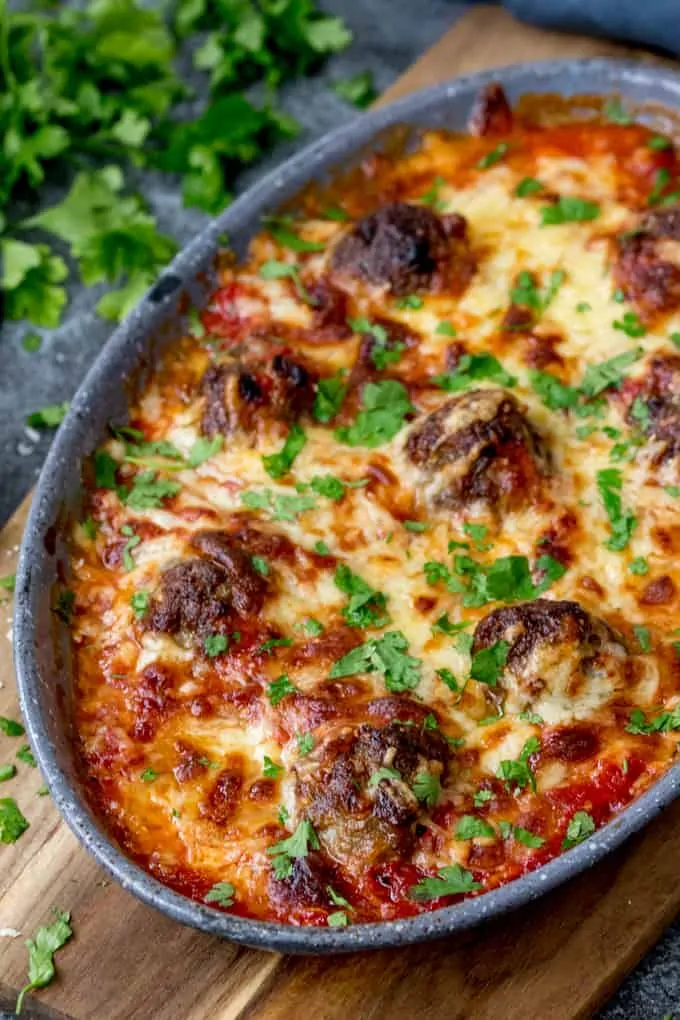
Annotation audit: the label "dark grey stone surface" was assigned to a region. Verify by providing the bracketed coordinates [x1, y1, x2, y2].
[2, 2, 679, 1016]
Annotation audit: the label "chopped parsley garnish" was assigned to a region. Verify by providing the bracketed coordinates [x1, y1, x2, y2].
[436, 668, 460, 693]
[251, 556, 269, 577]
[334, 564, 389, 629]
[426, 552, 565, 608]
[313, 374, 347, 423]
[140, 768, 158, 782]
[562, 811, 596, 850]
[648, 167, 673, 206]
[15, 908, 73, 1015]
[576, 301, 591, 313]
[499, 821, 545, 847]
[603, 97, 632, 125]
[22, 333, 43, 353]
[626, 706, 680, 734]
[469, 640, 510, 686]
[329, 630, 422, 693]
[302, 618, 324, 636]
[404, 520, 428, 533]
[419, 175, 447, 210]
[264, 218, 325, 253]
[395, 294, 424, 310]
[477, 142, 509, 169]
[671, 332, 680, 349]
[515, 177, 543, 197]
[580, 347, 643, 397]
[267, 819, 320, 880]
[335, 380, 413, 448]
[473, 788, 494, 807]
[496, 737, 540, 793]
[263, 423, 307, 480]
[0, 765, 16, 782]
[130, 590, 150, 618]
[529, 370, 581, 412]
[241, 488, 317, 522]
[54, 589, 75, 623]
[258, 260, 315, 304]
[310, 475, 346, 500]
[93, 450, 118, 489]
[296, 733, 314, 756]
[16, 745, 37, 768]
[596, 468, 637, 551]
[455, 814, 495, 840]
[509, 269, 565, 322]
[204, 882, 235, 907]
[204, 633, 228, 657]
[435, 321, 457, 337]
[368, 766, 401, 787]
[648, 135, 672, 150]
[411, 771, 441, 808]
[327, 910, 349, 928]
[332, 70, 377, 110]
[432, 613, 470, 637]
[519, 710, 544, 725]
[463, 521, 491, 551]
[263, 756, 283, 779]
[628, 557, 649, 576]
[278, 805, 290, 825]
[26, 402, 70, 428]
[120, 525, 140, 571]
[0, 717, 24, 737]
[124, 472, 180, 510]
[613, 312, 646, 338]
[410, 864, 481, 901]
[266, 674, 297, 706]
[314, 540, 331, 556]
[540, 196, 600, 225]
[259, 637, 293, 655]
[634, 625, 652, 652]
[188, 435, 223, 468]
[0, 574, 16, 593]
[0, 797, 29, 843]
[434, 353, 517, 392]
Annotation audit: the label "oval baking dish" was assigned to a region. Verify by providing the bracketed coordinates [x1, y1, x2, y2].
[14, 58, 680, 954]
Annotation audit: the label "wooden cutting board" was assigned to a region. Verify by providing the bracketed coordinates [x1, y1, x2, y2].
[2, 7, 679, 1018]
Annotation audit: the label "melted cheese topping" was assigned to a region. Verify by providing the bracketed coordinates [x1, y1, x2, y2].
[68, 100, 680, 927]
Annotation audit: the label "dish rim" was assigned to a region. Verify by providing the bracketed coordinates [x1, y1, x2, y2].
[13, 56, 680, 954]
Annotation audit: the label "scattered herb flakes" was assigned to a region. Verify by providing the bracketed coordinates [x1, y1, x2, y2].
[0, 797, 29, 843]
[22, 332, 43, 353]
[204, 633, 228, 657]
[648, 167, 672, 206]
[204, 882, 235, 907]
[633, 625, 652, 653]
[0, 575, 16, 594]
[470, 640, 510, 686]
[515, 176, 543, 197]
[519, 710, 544, 725]
[626, 706, 680, 735]
[0, 717, 25, 737]
[334, 564, 389, 629]
[321, 206, 349, 222]
[303, 618, 324, 636]
[264, 218, 325, 254]
[267, 674, 298, 706]
[26, 402, 70, 428]
[455, 814, 495, 840]
[336, 380, 413, 448]
[410, 864, 481, 901]
[15, 908, 73, 1014]
[529, 370, 581, 412]
[16, 745, 37, 768]
[580, 347, 642, 397]
[310, 475, 346, 501]
[613, 312, 646, 339]
[477, 142, 509, 169]
[0, 764, 17, 782]
[540, 196, 600, 225]
[496, 737, 540, 793]
[314, 540, 331, 556]
[93, 450, 119, 489]
[435, 320, 457, 337]
[509, 268, 565, 322]
[124, 472, 181, 510]
[404, 520, 428, 533]
[648, 135, 672, 151]
[330, 630, 422, 693]
[419, 176, 447, 211]
[411, 771, 441, 808]
[259, 637, 293, 656]
[332, 70, 377, 109]
[603, 97, 632, 125]
[267, 819, 320, 880]
[263, 756, 283, 779]
[432, 613, 469, 637]
[121, 527, 140, 571]
[499, 822, 545, 847]
[473, 788, 494, 807]
[434, 352, 517, 392]
[251, 556, 269, 577]
[313, 374, 347, 423]
[368, 766, 401, 788]
[628, 557, 649, 576]
[395, 294, 424, 310]
[259, 260, 315, 304]
[130, 590, 150, 619]
[263, 423, 307, 480]
[188, 435, 223, 468]
[562, 811, 596, 850]
[296, 732, 314, 756]
[436, 668, 460, 693]
[140, 768, 159, 782]
[327, 910, 349, 928]
[596, 468, 637, 551]
[576, 301, 591, 313]
[54, 589, 75, 623]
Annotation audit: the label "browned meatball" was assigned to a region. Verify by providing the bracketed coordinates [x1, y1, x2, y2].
[471, 599, 628, 715]
[201, 337, 316, 438]
[267, 853, 335, 910]
[294, 717, 451, 868]
[331, 202, 473, 296]
[614, 210, 680, 316]
[468, 82, 513, 136]
[627, 355, 680, 482]
[404, 388, 548, 518]
[146, 532, 267, 639]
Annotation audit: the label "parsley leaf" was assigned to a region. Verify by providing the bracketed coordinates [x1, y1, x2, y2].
[455, 815, 495, 840]
[26, 402, 70, 429]
[626, 706, 680, 735]
[313, 374, 347, 423]
[333, 71, 377, 109]
[204, 633, 228, 657]
[259, 259, 315, 304]
[16, 745, 37, 768]
[497, 737, 540, 793]
[368, 766, 402, 787]
[562, 810, 595, 850]
[0, 765, 16, 782]
[267, 819, 319, 879]
[579, 348, 642, 397]
[266, 674, 297, 706]
[434, 353, 517, 392]
[499, 821, 545, 847]
[15, 908, 73, 1014]
[410, 865, 481, 901]
[329, 630, 422, 693]
[263, 756, 283, 779]
[477, 142, 509, 169]
[613, 312, 646, 339]
[130, 590, 150, 619]
[470, 640, 510, 686]
[596, 468, 637, 551]
[540, 196, 600, 225]
[515, 177, 543, 197]
[0, 717, 25, 737]
[334, 564, 389, 629]
[124, 471, 180, 510]
[0, 797, 29, 843]
[336, 380, 412, 448]
[509, 269, 565, 322]
[188, 435, 223, 468]
[0, 576, 16, 595]
[204, 882, 235, 907]
[264, 217, 325, 253]
[1, 240, 68, 328]
[263, 423, 306, 479]
[411, 771, 441, 808]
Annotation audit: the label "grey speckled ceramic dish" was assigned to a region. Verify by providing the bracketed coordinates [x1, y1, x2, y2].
[14, 58, 680, 954]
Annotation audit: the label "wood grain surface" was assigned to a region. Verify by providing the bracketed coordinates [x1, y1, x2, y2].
[1, 7, 678, 1018]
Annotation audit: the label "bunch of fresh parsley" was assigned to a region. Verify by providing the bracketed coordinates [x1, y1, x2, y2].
[1, 0, 358, 335]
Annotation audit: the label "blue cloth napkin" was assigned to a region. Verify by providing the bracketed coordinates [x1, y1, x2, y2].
[500, 0, 680, 58]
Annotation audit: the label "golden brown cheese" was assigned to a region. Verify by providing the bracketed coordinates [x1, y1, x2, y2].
[67, 85, 680, 928]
